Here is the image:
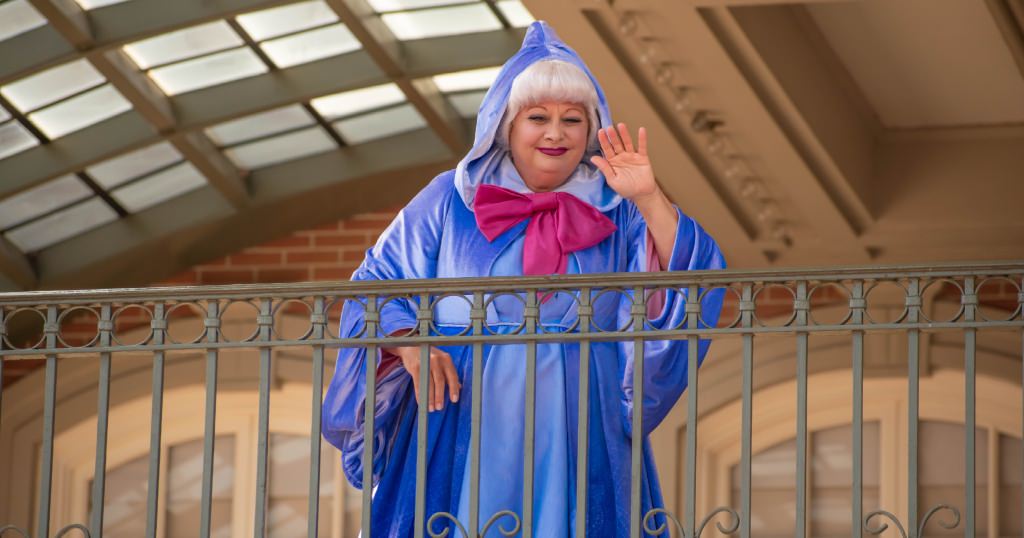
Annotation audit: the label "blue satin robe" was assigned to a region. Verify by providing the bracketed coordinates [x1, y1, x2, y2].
[321, 171, 726, 537]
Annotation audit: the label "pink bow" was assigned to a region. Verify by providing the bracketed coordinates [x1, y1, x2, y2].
[473, 184, 617, 275]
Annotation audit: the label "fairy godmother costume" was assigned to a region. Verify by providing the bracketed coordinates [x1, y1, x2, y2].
[322, 21, 726, 537]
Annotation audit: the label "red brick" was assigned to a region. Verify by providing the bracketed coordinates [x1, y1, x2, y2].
[342, 250, 368, 262]
[313, 267, 353, 281]
[256, 268, 309, 283]
[313, 234, 370, 247]
[285, 251, 338, 264]
[260, 235, 311, 249]
[200, 269, 256, 285]
[341, 218, 393, 231]
[228, 252, 283, 266]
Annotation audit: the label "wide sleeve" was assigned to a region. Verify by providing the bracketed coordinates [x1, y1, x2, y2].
[619, 202, 727, 437]
[321, 172, 454, 488]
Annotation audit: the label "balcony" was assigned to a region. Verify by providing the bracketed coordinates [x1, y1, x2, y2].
[1, 261, 1022, 537]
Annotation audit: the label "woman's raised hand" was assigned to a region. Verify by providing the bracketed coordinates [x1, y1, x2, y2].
[590, 123, 659, 203]
[392, 346, 460, 412]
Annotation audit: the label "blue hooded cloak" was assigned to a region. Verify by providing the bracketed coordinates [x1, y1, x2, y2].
[322, 21, 727, 537]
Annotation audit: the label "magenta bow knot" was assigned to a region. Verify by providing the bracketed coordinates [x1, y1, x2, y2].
[473, 184, 617, 275]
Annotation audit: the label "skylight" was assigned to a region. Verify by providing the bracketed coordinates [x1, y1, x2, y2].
[0, 121, 39, 160]
[29, 85, 132, 138]
[206, 105, 316, 147]
[1, 59, 105, 112]
[381, 3, 501, 40]
[224, 127, 336, 169]
[310, 84, 406, 120]
[432, 66, 501, 92]
[87, 142, 184, 189]
[333, 103, 426, 144]
[147, 47, 268, 96]
[0, 0, 47, 42]
[260, 24, 361, 68]
[0, 175, 91, 231]
[123, 21, 243, 70]
[111, 162, 207, 212]
[235, 1, 339, 41]
[5, 197, 118, 253]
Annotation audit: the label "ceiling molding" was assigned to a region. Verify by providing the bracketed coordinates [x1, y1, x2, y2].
[34, 128, 455, 290]
[0, 29, 523, 203]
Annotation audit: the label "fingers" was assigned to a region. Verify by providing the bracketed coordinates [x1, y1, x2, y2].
[615, 123, 635, 153]
[638, 126, 648, 156]
[590, 155, 615, 179]
[597, 128, 615, 158]
[440, 351, 461, 404]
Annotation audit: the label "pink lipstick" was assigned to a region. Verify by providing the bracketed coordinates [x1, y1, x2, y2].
[538, 147, 568, 156]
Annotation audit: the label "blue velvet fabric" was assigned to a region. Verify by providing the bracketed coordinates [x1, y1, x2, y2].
[321, 21, 727, 537]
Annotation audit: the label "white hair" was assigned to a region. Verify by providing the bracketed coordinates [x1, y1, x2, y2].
[495, 60, 601, 153]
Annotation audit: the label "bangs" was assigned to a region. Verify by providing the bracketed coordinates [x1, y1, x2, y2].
[497, 60, 601, 152]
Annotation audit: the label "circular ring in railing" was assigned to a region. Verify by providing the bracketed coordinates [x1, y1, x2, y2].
[323, 296, 367, 340]
[751, 283, 797, 328]
[863, 280, 909, 325]
[807, 282, 853, 326]
[429, 292, 474, 337]
[698, 285, 740, 330]
[270, 298, 315, 341]
[640, 286, 686, 331]
[537, 289, 581, 334]
[590, 287, 633, 333]
[55, 305, 102, 349]
[976, 276, 1021, 321]
[218, 299, 262, 343]
[918, 278, 965, 323]
[642, 507, 685, 537]
[2, 307, 47, 350]
[482, 292, 527, 336]
[0, 524, 30, 537]
[54, 523, 91, 537]
[376, 294, 419, 338]
[164, 301, 209, 345]
[110, 304, 155, 347]
[479, 509, 521, 537]
[426, 512, 469, 538]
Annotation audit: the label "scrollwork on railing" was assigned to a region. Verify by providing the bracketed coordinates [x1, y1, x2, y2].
[427, 512, 470, 538]
[479, 510, 521, 537]
[642, 508, 686, 537]
[696, 506, 740, 537]
[864, 503, 961, 538]
[0, 525, 29, 538]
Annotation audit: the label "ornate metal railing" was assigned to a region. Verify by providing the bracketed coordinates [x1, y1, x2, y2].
[0, 261, 1022, 538]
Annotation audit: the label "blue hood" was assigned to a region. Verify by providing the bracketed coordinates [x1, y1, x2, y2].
[453, 21, 622, 213]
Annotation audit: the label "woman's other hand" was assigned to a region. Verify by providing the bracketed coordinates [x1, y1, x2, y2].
[590, 123, 658, 203]
[390, 345, 461, 412]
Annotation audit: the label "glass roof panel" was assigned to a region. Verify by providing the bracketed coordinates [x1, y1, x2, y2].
[236, 0, 339, 41]
[148, 47, 268, 96]
[432, 66, 501, 92]
[206, 105, 315, 146]
[0, 121, 39, 160]
[224, 126, 336, 169]
[310, 83, 404, 120]
[0, 0, 47, 42]
[368, 0, 470, 12]
[260, 24, 361, 69]
[1, 59, 104, 112]
[29, 84, 132, 139]
[497, 0, 534, 27]
[448, 90, 487, 118]
[112, 162, 207, 212]
[0, 175, 92, 231]
[75, 0, 134, 8]
[6, 197, 118, 253]
[87, 142, 183, 189]
[382, 3, 501, 40]
[0, 107, 10, 122]
[123, 21, 243, 70]
[333, 103, 426, 144]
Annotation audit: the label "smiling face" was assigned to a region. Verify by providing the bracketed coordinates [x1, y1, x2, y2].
[508, 101, 590, 192]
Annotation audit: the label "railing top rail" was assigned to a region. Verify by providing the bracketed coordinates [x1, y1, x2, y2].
[1, 260, 1022, 305]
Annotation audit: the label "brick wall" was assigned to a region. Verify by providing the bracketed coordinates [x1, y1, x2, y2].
[160, 207, 401, 286]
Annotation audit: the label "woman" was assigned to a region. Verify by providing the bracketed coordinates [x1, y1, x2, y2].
[322, 21, 726, 537]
